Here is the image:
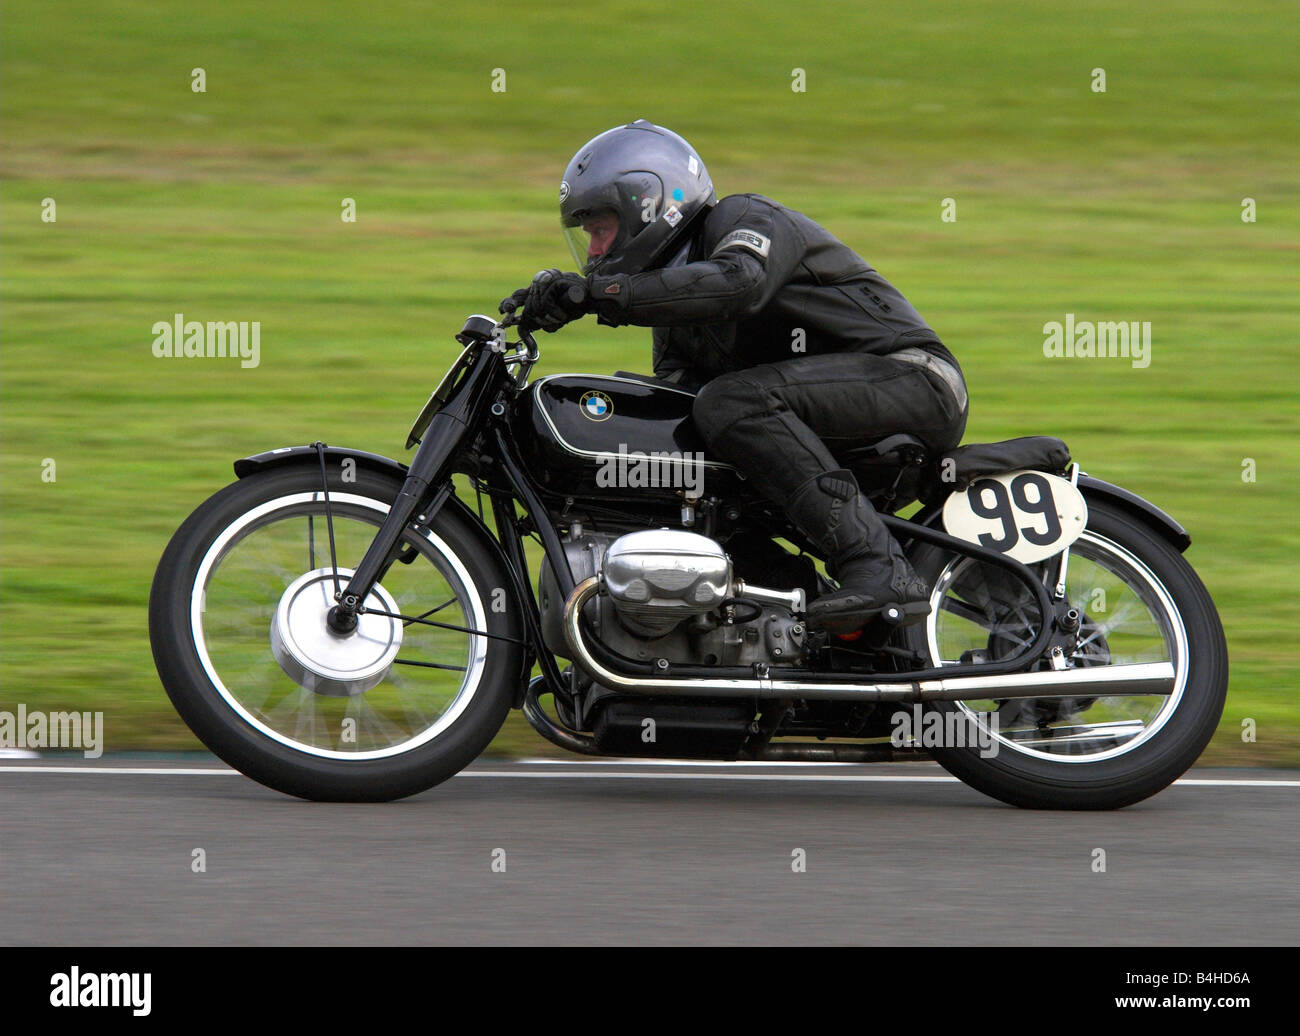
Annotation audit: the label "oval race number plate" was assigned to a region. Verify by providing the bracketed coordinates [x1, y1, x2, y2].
[941, 470, 1087, 565]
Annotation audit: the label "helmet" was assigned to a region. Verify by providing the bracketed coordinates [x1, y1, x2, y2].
[559, 119, 716, 277]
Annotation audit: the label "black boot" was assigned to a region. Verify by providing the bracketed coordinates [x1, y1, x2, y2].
[784, 469, 932, 630]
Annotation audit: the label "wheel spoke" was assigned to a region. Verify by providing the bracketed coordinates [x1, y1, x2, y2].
[366, 607, 523, 645]
[355, 696, 407, 747]
[403, 597, 459, 626]
[392, 657, 468, 673]
[938, 596, 993, 627]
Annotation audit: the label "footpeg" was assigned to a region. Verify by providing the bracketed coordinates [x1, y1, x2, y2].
[876, 599, 932, 628]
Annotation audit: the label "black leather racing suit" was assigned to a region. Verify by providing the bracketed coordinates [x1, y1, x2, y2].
[587, 193, 969, 520]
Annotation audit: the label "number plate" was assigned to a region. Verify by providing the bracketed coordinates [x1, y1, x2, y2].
[942, 470, 1087, 565]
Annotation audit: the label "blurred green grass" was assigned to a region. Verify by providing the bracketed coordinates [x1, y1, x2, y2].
[2, 0, 1297, 762]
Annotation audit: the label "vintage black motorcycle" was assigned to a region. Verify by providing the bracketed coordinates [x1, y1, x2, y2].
[149, 314, 1227, 808]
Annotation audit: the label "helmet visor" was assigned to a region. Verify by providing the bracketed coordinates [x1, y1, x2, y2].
[563, 209, 623, 274]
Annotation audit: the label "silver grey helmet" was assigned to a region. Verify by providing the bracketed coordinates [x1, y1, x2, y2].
[559, 119, 716, 277]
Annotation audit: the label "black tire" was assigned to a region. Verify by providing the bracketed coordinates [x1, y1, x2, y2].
[905, 496, 1227, 810]
[149, 465, 525, 801]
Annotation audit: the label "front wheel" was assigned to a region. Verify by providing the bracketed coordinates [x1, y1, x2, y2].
[149, 465, 525, 801]
[903, 497, 1228, 809]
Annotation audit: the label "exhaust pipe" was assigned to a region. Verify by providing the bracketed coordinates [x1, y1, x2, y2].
[562, 577, 1176, 703]
[749, 742, 924, 762]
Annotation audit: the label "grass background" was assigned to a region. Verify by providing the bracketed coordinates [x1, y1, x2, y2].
[1, 0, 1297, 762]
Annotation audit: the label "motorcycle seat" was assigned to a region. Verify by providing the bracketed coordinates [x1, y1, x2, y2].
[936, 436, 1072, 491]
[838, 435, 1072, 511]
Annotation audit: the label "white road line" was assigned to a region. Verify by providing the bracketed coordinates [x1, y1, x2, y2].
[0, 765, 1297, 787]
[1174, 779, 1300, 787]
[461, 771, 961, 782]
[462, 773, 1300, 786]
[516, 757, 863, 767]
[0, 766, 240, 776]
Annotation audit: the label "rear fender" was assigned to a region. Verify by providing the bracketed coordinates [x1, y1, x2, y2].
[1077, 474, 1190, 552]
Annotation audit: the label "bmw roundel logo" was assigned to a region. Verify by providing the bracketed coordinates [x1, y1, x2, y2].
[580, 390, 613, 421]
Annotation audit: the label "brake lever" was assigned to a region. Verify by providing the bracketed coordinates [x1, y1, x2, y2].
[499, 307, 539, 337]
[496, 309, 539, 365]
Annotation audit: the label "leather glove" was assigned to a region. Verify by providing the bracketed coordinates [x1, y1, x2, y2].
[499, 269, 591, 333]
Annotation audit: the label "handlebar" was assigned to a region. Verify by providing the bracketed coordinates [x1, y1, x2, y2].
[498, 309, 538, 350]
[515, 323, 539, 359]
[493, 311, 540, 389]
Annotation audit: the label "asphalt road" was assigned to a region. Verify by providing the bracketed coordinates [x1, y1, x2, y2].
[1, 757, 1295, 945]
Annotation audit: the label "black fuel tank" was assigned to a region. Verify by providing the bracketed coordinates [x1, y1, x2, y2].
[509, 374, 743, 504]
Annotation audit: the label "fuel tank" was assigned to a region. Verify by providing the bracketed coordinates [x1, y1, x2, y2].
[509, 374, 744, 504]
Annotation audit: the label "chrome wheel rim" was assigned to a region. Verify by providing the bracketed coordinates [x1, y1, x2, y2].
[190, 492, 488, 760]
[923, 530, 1188, 762]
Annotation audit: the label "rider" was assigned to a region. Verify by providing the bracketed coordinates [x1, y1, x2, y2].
[500, 119, 969, 630]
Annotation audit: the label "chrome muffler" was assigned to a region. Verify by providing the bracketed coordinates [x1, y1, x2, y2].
[561, 577, 1176, 703]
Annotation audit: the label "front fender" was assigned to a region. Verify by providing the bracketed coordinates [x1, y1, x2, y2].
[233, 441, 525, 609]
[233, 444, 408, 482]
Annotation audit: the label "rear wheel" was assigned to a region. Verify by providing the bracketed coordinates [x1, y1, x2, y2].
[149, 465, 524, 801]
[903, 497, 1227, 809]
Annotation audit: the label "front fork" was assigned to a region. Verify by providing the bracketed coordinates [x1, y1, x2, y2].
[324, 438, 449, 634]
[325, 345, 501, 634]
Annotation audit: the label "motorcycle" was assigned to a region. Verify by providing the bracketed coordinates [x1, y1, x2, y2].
[149, 313, 1228, 808]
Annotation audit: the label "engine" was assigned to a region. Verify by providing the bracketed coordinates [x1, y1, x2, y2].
[601, 530, 731, 636]
[538, 526, 807, 669]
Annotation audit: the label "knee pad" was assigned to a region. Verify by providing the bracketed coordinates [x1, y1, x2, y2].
[692, 372, 760, 443]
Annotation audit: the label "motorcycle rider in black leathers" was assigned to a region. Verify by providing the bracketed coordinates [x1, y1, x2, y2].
[501, 120, 969, 630]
